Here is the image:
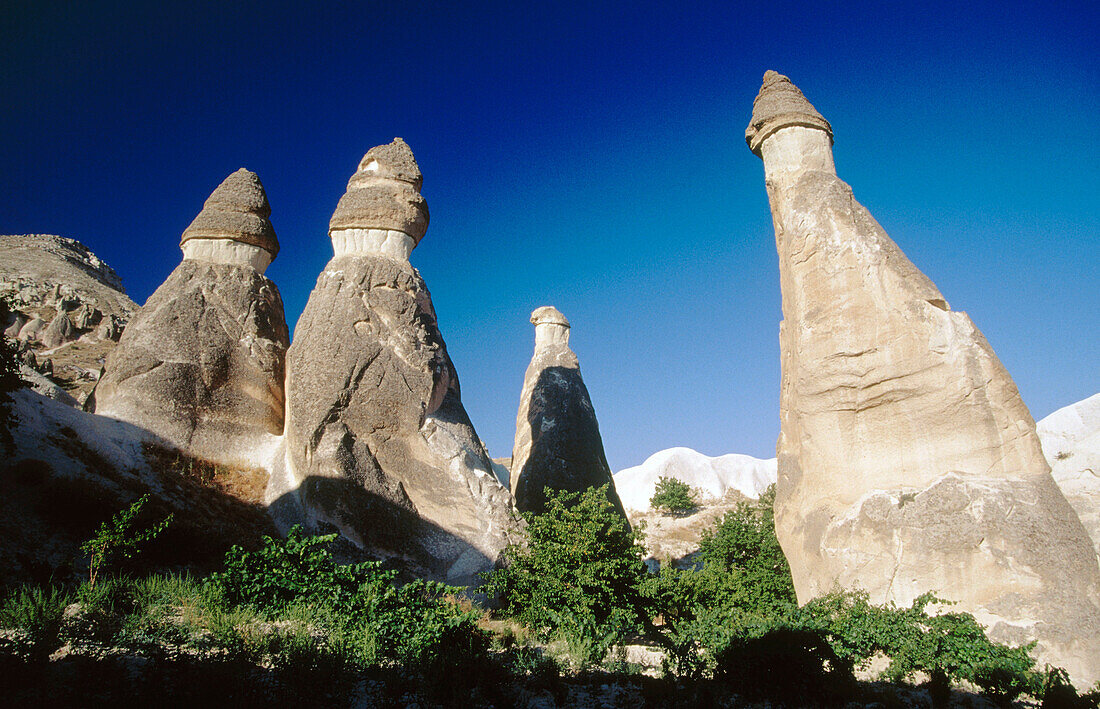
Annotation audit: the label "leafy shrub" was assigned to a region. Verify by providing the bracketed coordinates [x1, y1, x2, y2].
[714, 623, 855, 704]
[80, 494, 173, 588]
[209, 525, 490, 685]
[485, 485, 649, 661]
[650, 476, 697, 515]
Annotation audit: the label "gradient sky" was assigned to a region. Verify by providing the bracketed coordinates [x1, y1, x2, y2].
[3, 1, 1097, 472]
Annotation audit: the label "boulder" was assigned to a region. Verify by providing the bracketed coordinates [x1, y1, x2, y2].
[280, 139, 515, 587]
[95, 169, 288, 470]
[510, 306, 627, 519]
[747, 71, 1100, 684]
[17, 317, 46, 342]
[40, 309, 77, 348]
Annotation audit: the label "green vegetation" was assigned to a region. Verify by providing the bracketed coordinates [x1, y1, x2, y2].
[649, 476, 697, 515]
[81, 493, 173, 588]
[3, 484, 1099, 706]
[485, 485, 649, 668]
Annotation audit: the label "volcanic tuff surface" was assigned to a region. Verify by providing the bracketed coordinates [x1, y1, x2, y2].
[750, 71, 1100, 684]
[1039, 393, 1100, 557]
[95, 170, 289, 470]
[510, 307, 627, 519]
[0, 234, 137, 403]
[279, 139, 515, 587]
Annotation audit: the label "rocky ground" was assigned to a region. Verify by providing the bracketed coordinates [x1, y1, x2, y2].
[1, 234, 136, 405]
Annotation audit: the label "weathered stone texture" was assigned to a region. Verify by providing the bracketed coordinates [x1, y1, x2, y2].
[750, 71, 1100, 684]
[95, 259, 289, 467]
[280, 141, 514, 587]
[511, 307, 627, 519]
[95, 170, 288, 469]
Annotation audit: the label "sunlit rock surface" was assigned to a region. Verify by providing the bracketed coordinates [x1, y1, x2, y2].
[748, 70, 1100, 684]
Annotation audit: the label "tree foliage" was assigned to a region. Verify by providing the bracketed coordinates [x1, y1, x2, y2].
[649, 476, 697, 515]
[485, 485, 649, 663]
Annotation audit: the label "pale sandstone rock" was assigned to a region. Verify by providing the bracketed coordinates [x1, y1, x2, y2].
[40, 309, 77, 348]
[280, 140, 514, 587]
[1038, 393, 1100, 558]
[510, 306, 627, 519]
[96, 169, 288, 469]
[17, 317, 46, 342]
[748, 71, 1100, 684]
[0, 234, 138, 400]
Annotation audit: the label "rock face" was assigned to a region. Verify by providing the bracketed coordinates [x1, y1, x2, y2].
[748, 71, 1100, 683]
[95, 170, 289, 469]
[280, 139, 514, 587]
[613, 447, 776, 513]
[0, 234, 138, 403]
[510, 306, 627, 519]
[1038, 393, 1100, 557]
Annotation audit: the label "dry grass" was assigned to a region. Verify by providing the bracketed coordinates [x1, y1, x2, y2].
[142, 443, 267, 505]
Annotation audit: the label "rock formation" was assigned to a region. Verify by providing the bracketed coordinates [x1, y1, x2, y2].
[747, 71, 1100, 683]
[614, 447, 776, 513]
[0, 234, 138, 402]
[95, 169, 289, 469]
[510, 306, 627, 519]
[280, 139, 514, 586]
[1039, 393, 1100, 557]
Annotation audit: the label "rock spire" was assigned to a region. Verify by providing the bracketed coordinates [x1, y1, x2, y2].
[747, 71, 1100, 684]
[180, 168, 279, 271]
[96, 170, 289, 469]
[279, 139, 514, 587]
[327, 138, 430, 261]
[510, 306, 627, 519]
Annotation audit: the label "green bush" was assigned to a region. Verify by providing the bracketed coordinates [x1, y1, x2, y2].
[485, 485, 649, 663]
[714, 623, 855, 704]
[650, 476, 697, 515]
[80, 493, 173, 588]
[209, 525, 490, 685]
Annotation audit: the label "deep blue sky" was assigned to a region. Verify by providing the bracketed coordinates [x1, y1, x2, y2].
[3, 1, 1097, 471]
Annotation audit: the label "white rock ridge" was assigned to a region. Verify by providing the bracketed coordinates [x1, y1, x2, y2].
[613, 447, 777, 513]
[1038, 393, 1100, 557]
[748, 70, 1100, 684]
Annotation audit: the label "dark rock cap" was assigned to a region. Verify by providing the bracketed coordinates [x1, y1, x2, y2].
[329, 138, 430, 243]
[745, 71, 833, 157]
[180, 169, 279, 257]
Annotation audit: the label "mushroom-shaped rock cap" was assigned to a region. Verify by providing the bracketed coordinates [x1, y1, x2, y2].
[530, 306, 570, 328]
[348, 137, 423, 191]
[180, 169, 279, 257]
[329, 138, 430, 244]
[745, 71, 833, 157]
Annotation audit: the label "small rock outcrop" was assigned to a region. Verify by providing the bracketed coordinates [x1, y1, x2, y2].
[748, 71, 1100, 683]
[1039, 393, 1100, 557]
[0, 235, 138, 402]
[510, 306, 627, 519]
[280, 139, 515, 586]
[95, 170, 289, 469]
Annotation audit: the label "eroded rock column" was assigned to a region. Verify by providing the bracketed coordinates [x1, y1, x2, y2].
[281, 139, 515, 586]
[96, 169, 289, 468]
[747, 70, 1100, 683]
[510, 306, 627, 519]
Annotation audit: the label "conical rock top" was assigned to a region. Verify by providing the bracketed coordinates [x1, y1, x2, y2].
[329, 138, 430, 245]
[745, 70, 832, 156]
[511, 307, 628, 520]
[181, 168, 279, 257]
